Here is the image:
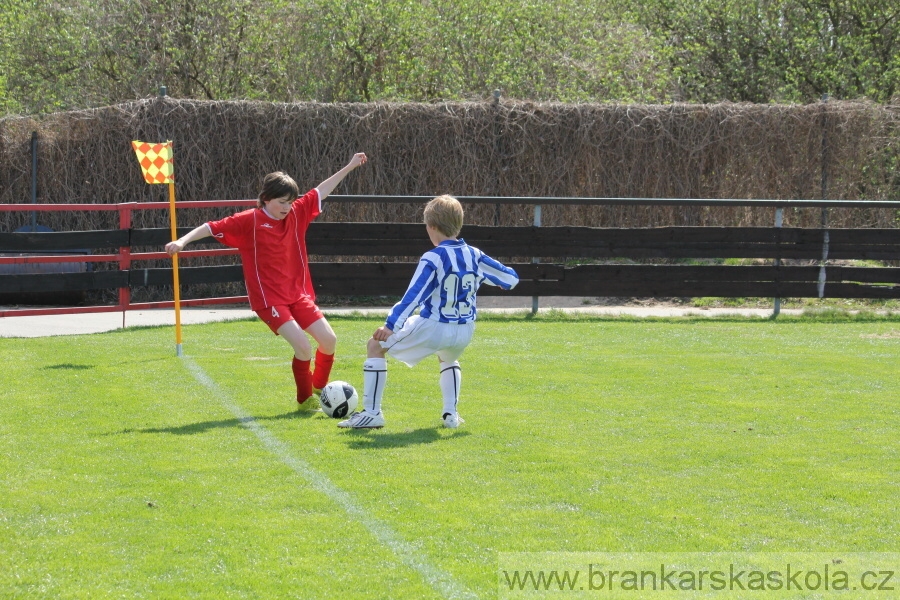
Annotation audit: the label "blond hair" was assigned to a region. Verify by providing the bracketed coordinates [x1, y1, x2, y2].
[423, 194, 463, 238]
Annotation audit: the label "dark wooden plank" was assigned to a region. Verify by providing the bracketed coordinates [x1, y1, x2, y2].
[0, 270, 127, 293]
[309, 265, 817, 297]
[0, 290, 86, 305]
[10, 225, 896, 258]
[187, 232, 810, 258]
[500, 279, 822, 297]
[822, 283, 900, 299]
[307, 223, 900, 260]
[310, 263, 413, 296]
[128, 263, 418, 289]
[130, 228, 225, 247]
[309, 223, 424, 240]
[827, 229, 900, 244]
[127, 263, 415, 293]
[553, 265, 823, 283]
[314, 278, 410, 296]
[825, 249, 900, 260]
[126, 261, 900, 299]
[9, 261, 894, 299]
[10, 258, 889, 298]
[309, 263, 566, 295]
[505, 263, 566, 280]
[827, 267, 900, 284]
[132, 225, 427, 254]
[313, 262, 564, 281]
[549, 266, 899, 298]
[128, 265, 244, 287]
[0, 230, 128, 252]
[536, 226, 784, 245]
[311, 224, 812, 244]
[468, 225, 784, 244]
[525, 244, 819, 260]
[309, 240, 432, 256]
[131, 224, 900, 260]
[310, 224, 816, 245]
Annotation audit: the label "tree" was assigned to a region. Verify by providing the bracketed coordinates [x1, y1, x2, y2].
[630, 0, 899, 103]
[1, 0, 897, 114]
[0, 0, 285, 112]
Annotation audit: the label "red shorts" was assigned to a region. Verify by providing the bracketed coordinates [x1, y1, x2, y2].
[255, 296, 324, 334]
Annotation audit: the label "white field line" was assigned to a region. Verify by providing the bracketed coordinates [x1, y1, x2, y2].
[182, 357, 478, 600]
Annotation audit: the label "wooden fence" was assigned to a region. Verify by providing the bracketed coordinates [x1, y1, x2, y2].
[2, 196, 900, 318]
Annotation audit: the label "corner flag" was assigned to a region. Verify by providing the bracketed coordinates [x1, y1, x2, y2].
[132, 140, 183, 357]
[131, 141, 174, 184]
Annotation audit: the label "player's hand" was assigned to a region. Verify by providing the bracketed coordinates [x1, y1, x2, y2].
[165, 240, 184, 256]
[349, 153, 367, 168]
[372, 325, 393, 342]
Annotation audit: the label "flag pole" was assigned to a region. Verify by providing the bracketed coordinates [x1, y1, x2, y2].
[132, 139, 182, 356]
[168, 179, 183, 357]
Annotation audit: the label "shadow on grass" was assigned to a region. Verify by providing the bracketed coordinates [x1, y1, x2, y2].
[341, 427, 470, 450]
[44, 358, 173, 370]
[114, 409, 318, 435]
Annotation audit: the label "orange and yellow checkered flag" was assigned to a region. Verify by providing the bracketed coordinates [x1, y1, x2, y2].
[131, 139, 183, 355]
[131, 140, 174, 184]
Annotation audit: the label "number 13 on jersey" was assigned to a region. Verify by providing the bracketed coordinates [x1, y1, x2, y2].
[440, 273, 477, 319]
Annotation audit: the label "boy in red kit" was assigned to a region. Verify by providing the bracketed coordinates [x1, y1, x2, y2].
[166, 153, 368, 405]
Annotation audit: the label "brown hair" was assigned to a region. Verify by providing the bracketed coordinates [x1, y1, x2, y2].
[258, 171, 299, 207]
[423, 194, 464, 238]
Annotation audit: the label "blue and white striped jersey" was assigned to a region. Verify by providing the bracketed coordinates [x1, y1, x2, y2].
[385, 238, 519, 331]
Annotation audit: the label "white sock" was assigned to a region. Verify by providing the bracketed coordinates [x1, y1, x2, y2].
[439, 361, 461, 416]
[362, 358, 387, 414]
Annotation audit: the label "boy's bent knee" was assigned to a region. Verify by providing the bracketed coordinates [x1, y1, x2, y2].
[367, 337, 386, 358]
[318, 330, 337, 354]
[306, 318, 337, 354]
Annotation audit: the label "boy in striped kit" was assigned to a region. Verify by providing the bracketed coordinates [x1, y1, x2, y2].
[339, 194, 519, 429]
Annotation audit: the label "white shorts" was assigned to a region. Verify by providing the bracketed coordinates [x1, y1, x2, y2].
[380, 316, 475, 367]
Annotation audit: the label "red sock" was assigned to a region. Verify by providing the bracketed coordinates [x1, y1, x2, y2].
[292, 358, 312, 403]
[312, 349, 335, 390]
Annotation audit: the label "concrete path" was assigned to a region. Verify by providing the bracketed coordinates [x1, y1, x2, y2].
[0, 296, 801, 338]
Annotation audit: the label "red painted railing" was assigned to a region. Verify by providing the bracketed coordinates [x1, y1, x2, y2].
[0, 200, 256, 318]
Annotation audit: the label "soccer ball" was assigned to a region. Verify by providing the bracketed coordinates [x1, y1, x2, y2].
[319, 381, 358, 418]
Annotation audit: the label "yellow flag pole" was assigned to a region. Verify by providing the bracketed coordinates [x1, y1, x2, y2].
[131, 139, 181, 356]
[168, 180, 183, 357]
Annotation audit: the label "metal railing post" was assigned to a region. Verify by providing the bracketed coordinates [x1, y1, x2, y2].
[492, 89, 502, 227]
[773, 208, 783, 317]
[30, 132, 38, 231]
[818, 210, 829, 299]
[532, 204, 541, 314]
[818, 93, 830, 300]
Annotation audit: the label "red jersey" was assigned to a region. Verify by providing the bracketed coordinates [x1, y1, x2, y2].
[207, 188, 321, 310]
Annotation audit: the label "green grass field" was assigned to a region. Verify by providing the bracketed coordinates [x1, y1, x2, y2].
[1, 314, 898, 598]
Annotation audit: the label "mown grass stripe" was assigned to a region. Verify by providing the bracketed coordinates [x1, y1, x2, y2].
[181, 356, 478, 600]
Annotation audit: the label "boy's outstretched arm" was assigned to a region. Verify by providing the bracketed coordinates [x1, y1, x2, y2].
[165, 223, 212, 255]
[479, 254, 519, 290]
[316, 153, 367, 200]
